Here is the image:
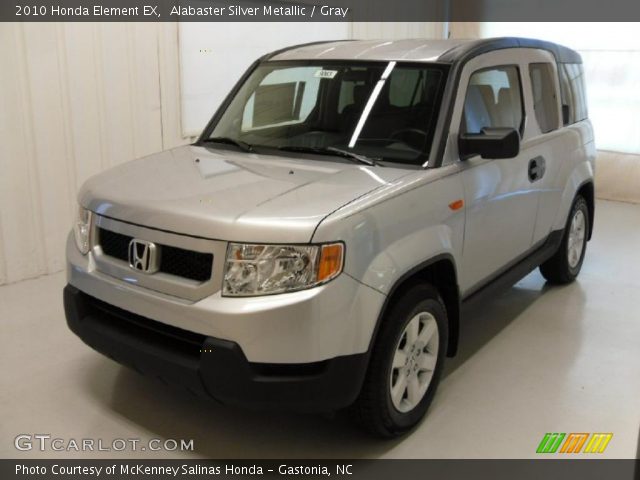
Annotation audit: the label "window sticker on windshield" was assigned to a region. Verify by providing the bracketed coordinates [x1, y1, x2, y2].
[314, 69, 338, 79]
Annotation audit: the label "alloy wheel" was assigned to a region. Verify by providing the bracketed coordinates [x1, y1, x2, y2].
[567, 209, 586, 268]
[389, 312, 439, 413]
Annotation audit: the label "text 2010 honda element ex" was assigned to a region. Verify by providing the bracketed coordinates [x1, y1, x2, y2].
[65, 38, 595, 437]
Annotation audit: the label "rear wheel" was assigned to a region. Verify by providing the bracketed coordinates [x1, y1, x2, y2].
[353, 283, 447, 437]
[540, 195, 589, 284]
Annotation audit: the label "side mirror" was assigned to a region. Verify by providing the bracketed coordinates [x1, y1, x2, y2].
[458, 127, 520, 160]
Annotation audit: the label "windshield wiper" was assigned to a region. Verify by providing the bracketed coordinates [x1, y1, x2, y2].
[278, 145, 378, 166]
[202, 136, 253, 152]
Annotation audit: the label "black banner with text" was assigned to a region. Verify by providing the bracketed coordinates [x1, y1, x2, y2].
[4, 0, 640, 22]
[2, 459, 639, 480]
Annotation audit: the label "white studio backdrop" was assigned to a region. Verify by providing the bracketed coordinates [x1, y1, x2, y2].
[0, 21, 440, 286]
[479, 23, 640, 155]
[178, 23, 351, 137]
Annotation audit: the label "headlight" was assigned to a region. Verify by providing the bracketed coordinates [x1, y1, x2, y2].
[73, 206, 92, 255]
[223, 242, 344, 296]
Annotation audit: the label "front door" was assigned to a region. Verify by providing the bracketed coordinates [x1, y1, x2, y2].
[453, 57, 539, 294]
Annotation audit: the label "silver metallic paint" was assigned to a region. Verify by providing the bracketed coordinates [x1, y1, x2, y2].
[270, 39, 471, 63]
[68, 233, 385, 363]
[78, 146, 411, 244]
[67, 40, 595, 364]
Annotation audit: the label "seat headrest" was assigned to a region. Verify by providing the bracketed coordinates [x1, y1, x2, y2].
[353, 85, 369, 105]
[497, 87, 512, 105]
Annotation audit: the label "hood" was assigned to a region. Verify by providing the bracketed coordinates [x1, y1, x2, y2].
[79, 145, 411, 243]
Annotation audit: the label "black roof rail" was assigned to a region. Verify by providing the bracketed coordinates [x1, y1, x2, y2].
[439, 37, 582, 64]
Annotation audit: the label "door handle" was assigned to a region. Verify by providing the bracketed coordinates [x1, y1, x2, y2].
[528, 156, 546, 182]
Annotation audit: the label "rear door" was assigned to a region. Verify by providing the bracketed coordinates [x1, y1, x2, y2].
[525, 54, 572, 244]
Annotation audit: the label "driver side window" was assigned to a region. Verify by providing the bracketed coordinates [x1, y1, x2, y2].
[462, 66, 523, 134]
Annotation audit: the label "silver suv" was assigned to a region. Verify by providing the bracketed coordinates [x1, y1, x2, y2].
[65, 38, 595, 437]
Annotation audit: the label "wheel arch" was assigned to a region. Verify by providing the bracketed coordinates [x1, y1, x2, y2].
[576, 181, 595, 240]
[553, 158, 595, 238]
[368, 255, 461, 358]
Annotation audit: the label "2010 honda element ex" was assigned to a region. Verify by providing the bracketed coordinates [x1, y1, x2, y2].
[65, 38, 595, 437]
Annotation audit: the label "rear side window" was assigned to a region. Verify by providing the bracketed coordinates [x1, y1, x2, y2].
[558, 63, 588, 125]
[462, 66, 523, 134]
[529, 63, 560, 133]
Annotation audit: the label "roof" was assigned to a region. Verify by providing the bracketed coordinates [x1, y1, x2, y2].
[267, 37, 582, 64]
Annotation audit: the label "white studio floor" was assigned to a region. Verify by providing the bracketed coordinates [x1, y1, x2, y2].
[1, 199, 638, 459]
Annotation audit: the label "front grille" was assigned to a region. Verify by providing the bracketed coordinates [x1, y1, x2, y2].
[99, 228, 131, 261]
[98, 227, 213, 282]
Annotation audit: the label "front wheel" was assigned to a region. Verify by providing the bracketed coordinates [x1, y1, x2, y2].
[353, 283, 447, 437]
[540, 195, 590, 284]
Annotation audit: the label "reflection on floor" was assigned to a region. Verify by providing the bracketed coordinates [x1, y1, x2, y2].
[1, 200, 638, 459]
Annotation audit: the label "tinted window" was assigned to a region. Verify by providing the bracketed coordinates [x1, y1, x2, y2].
[529, 63, 560, 133]
[389, 69, 427, 107]
[241, 67, 320, 131]
[210, 61, 447, 166]
[462, 66, 523, 134]
[337, 72, 366, 114]
[558, 63, 588, 125]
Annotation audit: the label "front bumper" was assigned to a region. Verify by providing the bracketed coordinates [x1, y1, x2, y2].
[64, 285, 369, 412]
[66, 233, 385, 364]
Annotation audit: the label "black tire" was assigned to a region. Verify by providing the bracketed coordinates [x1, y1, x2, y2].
[353, 283, 448, 438]
[540, 195, 590, 284]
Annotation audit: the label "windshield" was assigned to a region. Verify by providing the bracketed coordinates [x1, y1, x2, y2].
[204, 61, 448, 166]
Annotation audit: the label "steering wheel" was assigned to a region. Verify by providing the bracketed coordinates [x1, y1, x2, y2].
[389, 128, 429, 150]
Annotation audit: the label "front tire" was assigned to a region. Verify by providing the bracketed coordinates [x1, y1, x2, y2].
[353, 283, 447, 438]
[540, 195, 589, 284]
